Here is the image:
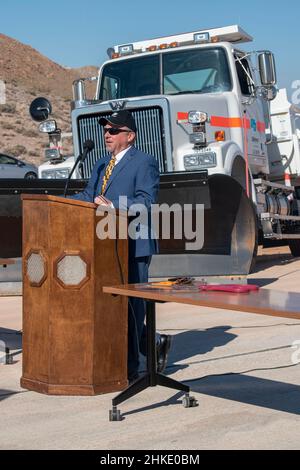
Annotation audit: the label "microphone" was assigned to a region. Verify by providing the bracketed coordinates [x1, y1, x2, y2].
[63, 139, 95, 197]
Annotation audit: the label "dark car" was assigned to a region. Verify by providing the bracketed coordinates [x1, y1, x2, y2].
[0, 153, 38, 179]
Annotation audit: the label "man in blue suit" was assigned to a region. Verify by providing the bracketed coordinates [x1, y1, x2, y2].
[72, 110, 172, 382]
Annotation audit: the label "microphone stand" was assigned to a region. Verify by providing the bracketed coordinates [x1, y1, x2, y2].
[63, 143, 93, 197]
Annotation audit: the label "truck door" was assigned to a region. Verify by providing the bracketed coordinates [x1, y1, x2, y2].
[235, 54, 267, 173]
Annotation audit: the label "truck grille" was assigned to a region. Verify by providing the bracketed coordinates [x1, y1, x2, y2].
[77, 107, 166, 178]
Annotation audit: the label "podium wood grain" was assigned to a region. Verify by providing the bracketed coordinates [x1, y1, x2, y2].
[21, 195, 128, 395]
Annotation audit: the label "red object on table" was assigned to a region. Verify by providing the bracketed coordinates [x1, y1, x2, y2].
[199, 284, 259, 293]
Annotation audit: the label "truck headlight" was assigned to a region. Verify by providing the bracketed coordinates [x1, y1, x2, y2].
[55, 169, 70, 178]
[39, 120, 57, 133]
[41, 168, 70, 179]
[184, 152, 217, 170]
[188, 111, 208, 124]
[184, 155, 199, 167]
[45, 148, 60, 160]
[41, 169, 56, 179]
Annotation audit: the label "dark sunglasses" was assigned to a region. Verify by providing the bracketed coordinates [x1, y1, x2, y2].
[103, 127, 130, 135]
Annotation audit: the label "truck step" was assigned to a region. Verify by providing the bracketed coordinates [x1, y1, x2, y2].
[254, 178, 294, 193]
[260, 212, 300, 239]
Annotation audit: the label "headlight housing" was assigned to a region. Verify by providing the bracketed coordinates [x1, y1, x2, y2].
[188, 111, 208, 124]
[44, 148, 60, 160]
[41, 168, 70, 179]
[184, 152, 217, 170]
[39, 120, 57, 133]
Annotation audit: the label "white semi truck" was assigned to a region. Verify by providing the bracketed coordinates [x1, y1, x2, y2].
[28, 24, 300, 278]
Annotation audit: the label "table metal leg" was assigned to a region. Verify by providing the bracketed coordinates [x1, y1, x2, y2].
[109, 299, 197, 421]
[146, 300, 158, 386]
[156, 373, 189, 392]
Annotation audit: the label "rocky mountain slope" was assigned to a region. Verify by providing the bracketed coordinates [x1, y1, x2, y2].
[0, 33, 97, 165]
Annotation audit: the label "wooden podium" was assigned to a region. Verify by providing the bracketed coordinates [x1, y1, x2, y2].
[20, 195, 128, 395]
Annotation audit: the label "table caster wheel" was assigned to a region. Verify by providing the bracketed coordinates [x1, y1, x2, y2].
[182, 395, 198, 408]
[109, 407, 122, 421]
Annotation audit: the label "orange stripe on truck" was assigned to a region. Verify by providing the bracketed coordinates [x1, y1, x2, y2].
[211, 116, 266, 133]
[210, 116, 245, 128]
[177, 112, 189, 121]
[177, 113, 266, 133]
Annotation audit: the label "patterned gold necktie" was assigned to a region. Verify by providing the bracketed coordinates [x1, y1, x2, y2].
[100, 155, 116, 195]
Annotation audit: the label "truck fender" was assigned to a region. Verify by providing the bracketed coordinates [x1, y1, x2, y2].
[222, 142, 256, 204]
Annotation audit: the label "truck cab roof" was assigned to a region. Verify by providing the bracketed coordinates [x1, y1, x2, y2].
[109, 25, 252, 59]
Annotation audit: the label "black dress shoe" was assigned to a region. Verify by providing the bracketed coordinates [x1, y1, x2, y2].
[157, 334, 172, 373]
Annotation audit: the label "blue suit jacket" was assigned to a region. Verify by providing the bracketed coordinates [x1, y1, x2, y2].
[72, 146, 160, 258]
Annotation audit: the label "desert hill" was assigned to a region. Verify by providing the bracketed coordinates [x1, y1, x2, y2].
[0, 33, 98, 165]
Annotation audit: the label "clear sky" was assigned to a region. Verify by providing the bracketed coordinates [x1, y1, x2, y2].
[1, 0, 299, 95]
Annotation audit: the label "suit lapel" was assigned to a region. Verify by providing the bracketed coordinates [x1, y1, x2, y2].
[104, 147, 136, 195]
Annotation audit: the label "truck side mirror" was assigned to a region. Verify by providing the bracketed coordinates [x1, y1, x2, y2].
[29, 97, 52, 122]
[258, 52, 277, 87]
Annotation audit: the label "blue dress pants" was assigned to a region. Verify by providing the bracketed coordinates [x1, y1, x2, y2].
[127, 256, 150, 377]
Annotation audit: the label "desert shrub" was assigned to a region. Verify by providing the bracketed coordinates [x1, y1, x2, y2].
[20, 128, 38, 138]
[4, 145, 27, 156]
[1, 122, 15, 130]
[28, 150, 40, 157]
[37, 87, 50, 94]
[0, 103, 17, 114]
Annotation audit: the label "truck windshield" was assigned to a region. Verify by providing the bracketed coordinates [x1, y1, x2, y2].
[99, 47, 231, 100]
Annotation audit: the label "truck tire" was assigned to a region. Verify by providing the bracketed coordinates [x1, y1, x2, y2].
[288, 239, 300, 257]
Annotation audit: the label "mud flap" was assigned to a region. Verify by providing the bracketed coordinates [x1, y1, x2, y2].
[149, 173, 257, 277]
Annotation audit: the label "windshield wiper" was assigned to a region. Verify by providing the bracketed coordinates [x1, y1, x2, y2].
[167, 90, 200, 96]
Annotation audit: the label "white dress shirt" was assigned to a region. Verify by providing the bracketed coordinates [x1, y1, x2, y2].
[114, 145, 132, 165]
[99, 146, 132, 207]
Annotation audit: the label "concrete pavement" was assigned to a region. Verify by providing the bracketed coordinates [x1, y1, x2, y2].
[1, 247, 300, 450]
